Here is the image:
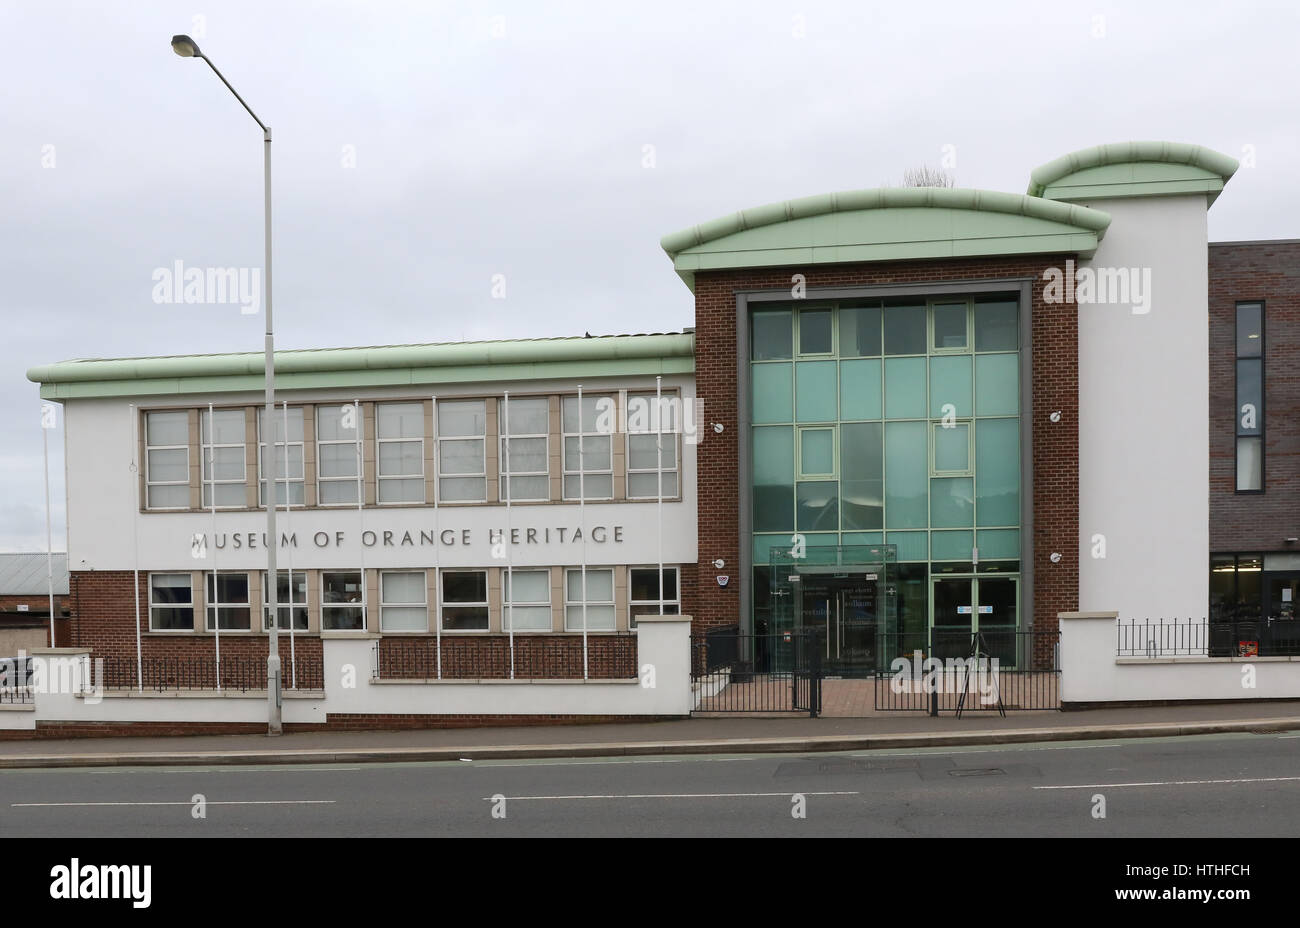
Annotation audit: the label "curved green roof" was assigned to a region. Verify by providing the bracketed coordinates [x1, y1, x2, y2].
[660, 186, 1111, 289]
[1027, 141, 1238, 204]
[28, 333, 695, 400]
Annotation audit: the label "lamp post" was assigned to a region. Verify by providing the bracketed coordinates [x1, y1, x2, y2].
[171, 34, 282, 735]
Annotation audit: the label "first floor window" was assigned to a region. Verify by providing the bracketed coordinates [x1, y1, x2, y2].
[145, 410, 190, 509]
[150, 573, 194, 631]
[565, 568, 615, 631]
[377, 402, 425, 504]
[258, 407, 305, 506]
[262, 570, 308, 631]
[503, 569, 552, 631]
[441, 570, 489, 631]
[206, 573, 251, 631]
[499, 396, 550, 502]
[562, 395, 614, 500]
[629, 566, 679, 627]
[318, 404, 361, 505]
[380, 571, 427, 632]
[322, 571, 366, 631]
[201, 407, 247, 508]
[437, 399, 487, 502]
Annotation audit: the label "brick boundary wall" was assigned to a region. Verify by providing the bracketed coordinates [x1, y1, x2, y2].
[1208, 242, 1300, 549]
[0, 714, 686, 740]
[691, 257, 1080, 639]
[375, 634, 638, 679]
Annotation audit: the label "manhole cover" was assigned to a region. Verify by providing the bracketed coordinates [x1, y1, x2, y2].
[948, 768, 1005, 777]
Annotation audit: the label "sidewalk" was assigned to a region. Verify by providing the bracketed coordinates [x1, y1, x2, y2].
[2, 701, 1299, 769]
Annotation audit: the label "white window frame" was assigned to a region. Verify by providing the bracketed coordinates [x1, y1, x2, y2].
[625, 392, 680, 500]
[436, 399, 487, 503]
[256, 407, 305, 507]
[148, 572, 194, 632]
[201, 407, 247, 509]
[562, 394, 614, 501]
[261, 569, 309, 631]
[440, 569, 490, 633]
[629, 566, 680, 628]
[503, 568, 553, 632]
[564, 567, 616, 632]
[375, 402, 425, 505]
[321, 570, 367, 632]
[205, 572, 252, 632]
[316, 404, 362, 507]
[379, 570, 428, 633]
[498, 396, 550, 503]
[145, 410, 190, 510]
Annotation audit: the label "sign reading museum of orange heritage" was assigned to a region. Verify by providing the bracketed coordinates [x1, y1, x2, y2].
[193, 525, 627, 551]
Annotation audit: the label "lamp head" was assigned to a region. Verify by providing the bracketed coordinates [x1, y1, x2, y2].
[171, 35, 202, 58]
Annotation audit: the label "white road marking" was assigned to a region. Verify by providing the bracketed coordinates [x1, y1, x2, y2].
[1035, 776, 1300, 790]
[13, 799, 336, 807]
[482, 791, 859, 801]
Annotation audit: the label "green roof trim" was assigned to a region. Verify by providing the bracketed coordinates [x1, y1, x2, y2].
[28, 333, 695, 400]
[660, 186, 1111, 290]
[1027, 141, 1239, 205]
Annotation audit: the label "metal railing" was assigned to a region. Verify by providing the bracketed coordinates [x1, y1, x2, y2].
[1117, 617, 1300, 658]
[95, 655, 324, 692]
[875, 628, 1060, 712]
[373, 635, 639, 681]
[690, 627, 822, 716]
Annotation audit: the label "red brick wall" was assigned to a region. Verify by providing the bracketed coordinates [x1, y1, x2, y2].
[0, 594, 69, 615]
[1208, 242, 1300, 549]
[691, 257, 1080, 635]
[376, 634, 637, 679]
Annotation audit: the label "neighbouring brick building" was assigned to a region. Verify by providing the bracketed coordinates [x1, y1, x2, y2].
[0, 552, 69, 655]
[25, 139, 1299, 694]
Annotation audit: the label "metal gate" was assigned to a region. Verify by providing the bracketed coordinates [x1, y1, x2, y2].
[691, 626, 823, 717]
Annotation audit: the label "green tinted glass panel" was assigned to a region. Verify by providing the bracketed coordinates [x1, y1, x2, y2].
[975, 354, 1018, 416]
[839, 359, 882, 421]
[884, 358, 926, 419]
[975, 418, 1019, 526]
[753, 534, 792, 564]
[752, 310, 792, 360]
[932, 303, 967, 350]
[883, 304, 926, 355]
[841, 532, 884, 546]
[797, 481, 839, 531]
[795, 361, 837, 422]
[930, 476, 974, 527]
[752, 363, 792, 423]
[799, 309, 833, 354]
[884, 421, 927, 527]
[753, 426, 794, 532]
[931, 530, 974, 561]
[928, 355, 972, 418]
[934, 423, 969, 472]
[886, 531, 928, 561]
[975, 299, 1018, 351]
[840, 306, 882, 357]
[800, 428, 834, 476]
[976, 529, 1019, 560]
[841, 422, 883, 530]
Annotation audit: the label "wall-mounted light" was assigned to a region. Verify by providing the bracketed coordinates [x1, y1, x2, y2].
[1049, 411, 1062, 423]
[712, 559, 726, 569]
[713, 423, 724, 434]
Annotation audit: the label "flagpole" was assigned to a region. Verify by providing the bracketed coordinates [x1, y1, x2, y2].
[208, 404, 221, 691]
[503, 391, 514, 679]
[578, 385, 588, 680]
[129, 405, 143, 692]
[284, 400, 296, 689]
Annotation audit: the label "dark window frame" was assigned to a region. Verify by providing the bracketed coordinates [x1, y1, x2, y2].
[1234, 301, 1265, 495]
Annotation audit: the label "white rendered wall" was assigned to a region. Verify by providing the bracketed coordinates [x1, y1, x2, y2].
[1075, 195, 1209, 622]
[61, 376, 697, 573]
[1061, 614, 1300, 704]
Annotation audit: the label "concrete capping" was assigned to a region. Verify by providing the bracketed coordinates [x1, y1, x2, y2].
[1116, 655, 1300, 665]
[1058, 611, 1118, 620]
[79, 689, 325, 700]
[0, 704, 35, 712]
[369, 678, 639, 686]
[632, 613, 692, 624]
[27, 647, 91, 656]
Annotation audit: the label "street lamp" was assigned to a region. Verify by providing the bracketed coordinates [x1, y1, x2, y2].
[170, 34, 282, 735]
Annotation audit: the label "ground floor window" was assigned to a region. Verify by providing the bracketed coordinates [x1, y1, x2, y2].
[629, 566, 679, 627]
[149, 573, 193, 631]
[205, 572, 251, 631]
[441, 570, 489, 631]
[380, 571, 427, 632]
[322, 571, 366, 631]
[565, 568, 615, 631]
[503, 569, 551, 631]
[262, 570, 308, 631]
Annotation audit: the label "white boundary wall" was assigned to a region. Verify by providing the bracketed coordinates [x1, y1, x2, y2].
[1061, 612, 1300, 704]
[0, 617, 691, 731]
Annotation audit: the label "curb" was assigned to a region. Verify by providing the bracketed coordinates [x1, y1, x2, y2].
[0, 716, 1297, 769]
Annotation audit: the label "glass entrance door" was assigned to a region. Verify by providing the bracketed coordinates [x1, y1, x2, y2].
[797, 575, 878, 674]
[930, 575, 1020, 662]
[931, 577, 972, 660]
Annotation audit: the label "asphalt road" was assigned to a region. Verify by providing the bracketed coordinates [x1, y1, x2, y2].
[2, 731, 1297, 837]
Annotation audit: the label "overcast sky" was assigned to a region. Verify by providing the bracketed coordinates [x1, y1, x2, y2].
[2, 0, 1297, 551]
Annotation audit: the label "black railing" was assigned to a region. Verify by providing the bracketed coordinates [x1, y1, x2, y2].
[96, 655, 324, 692]
[373, 635, 639, 680]
[1116, 618, 1300, 658]
[690, 627, 822, 716]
